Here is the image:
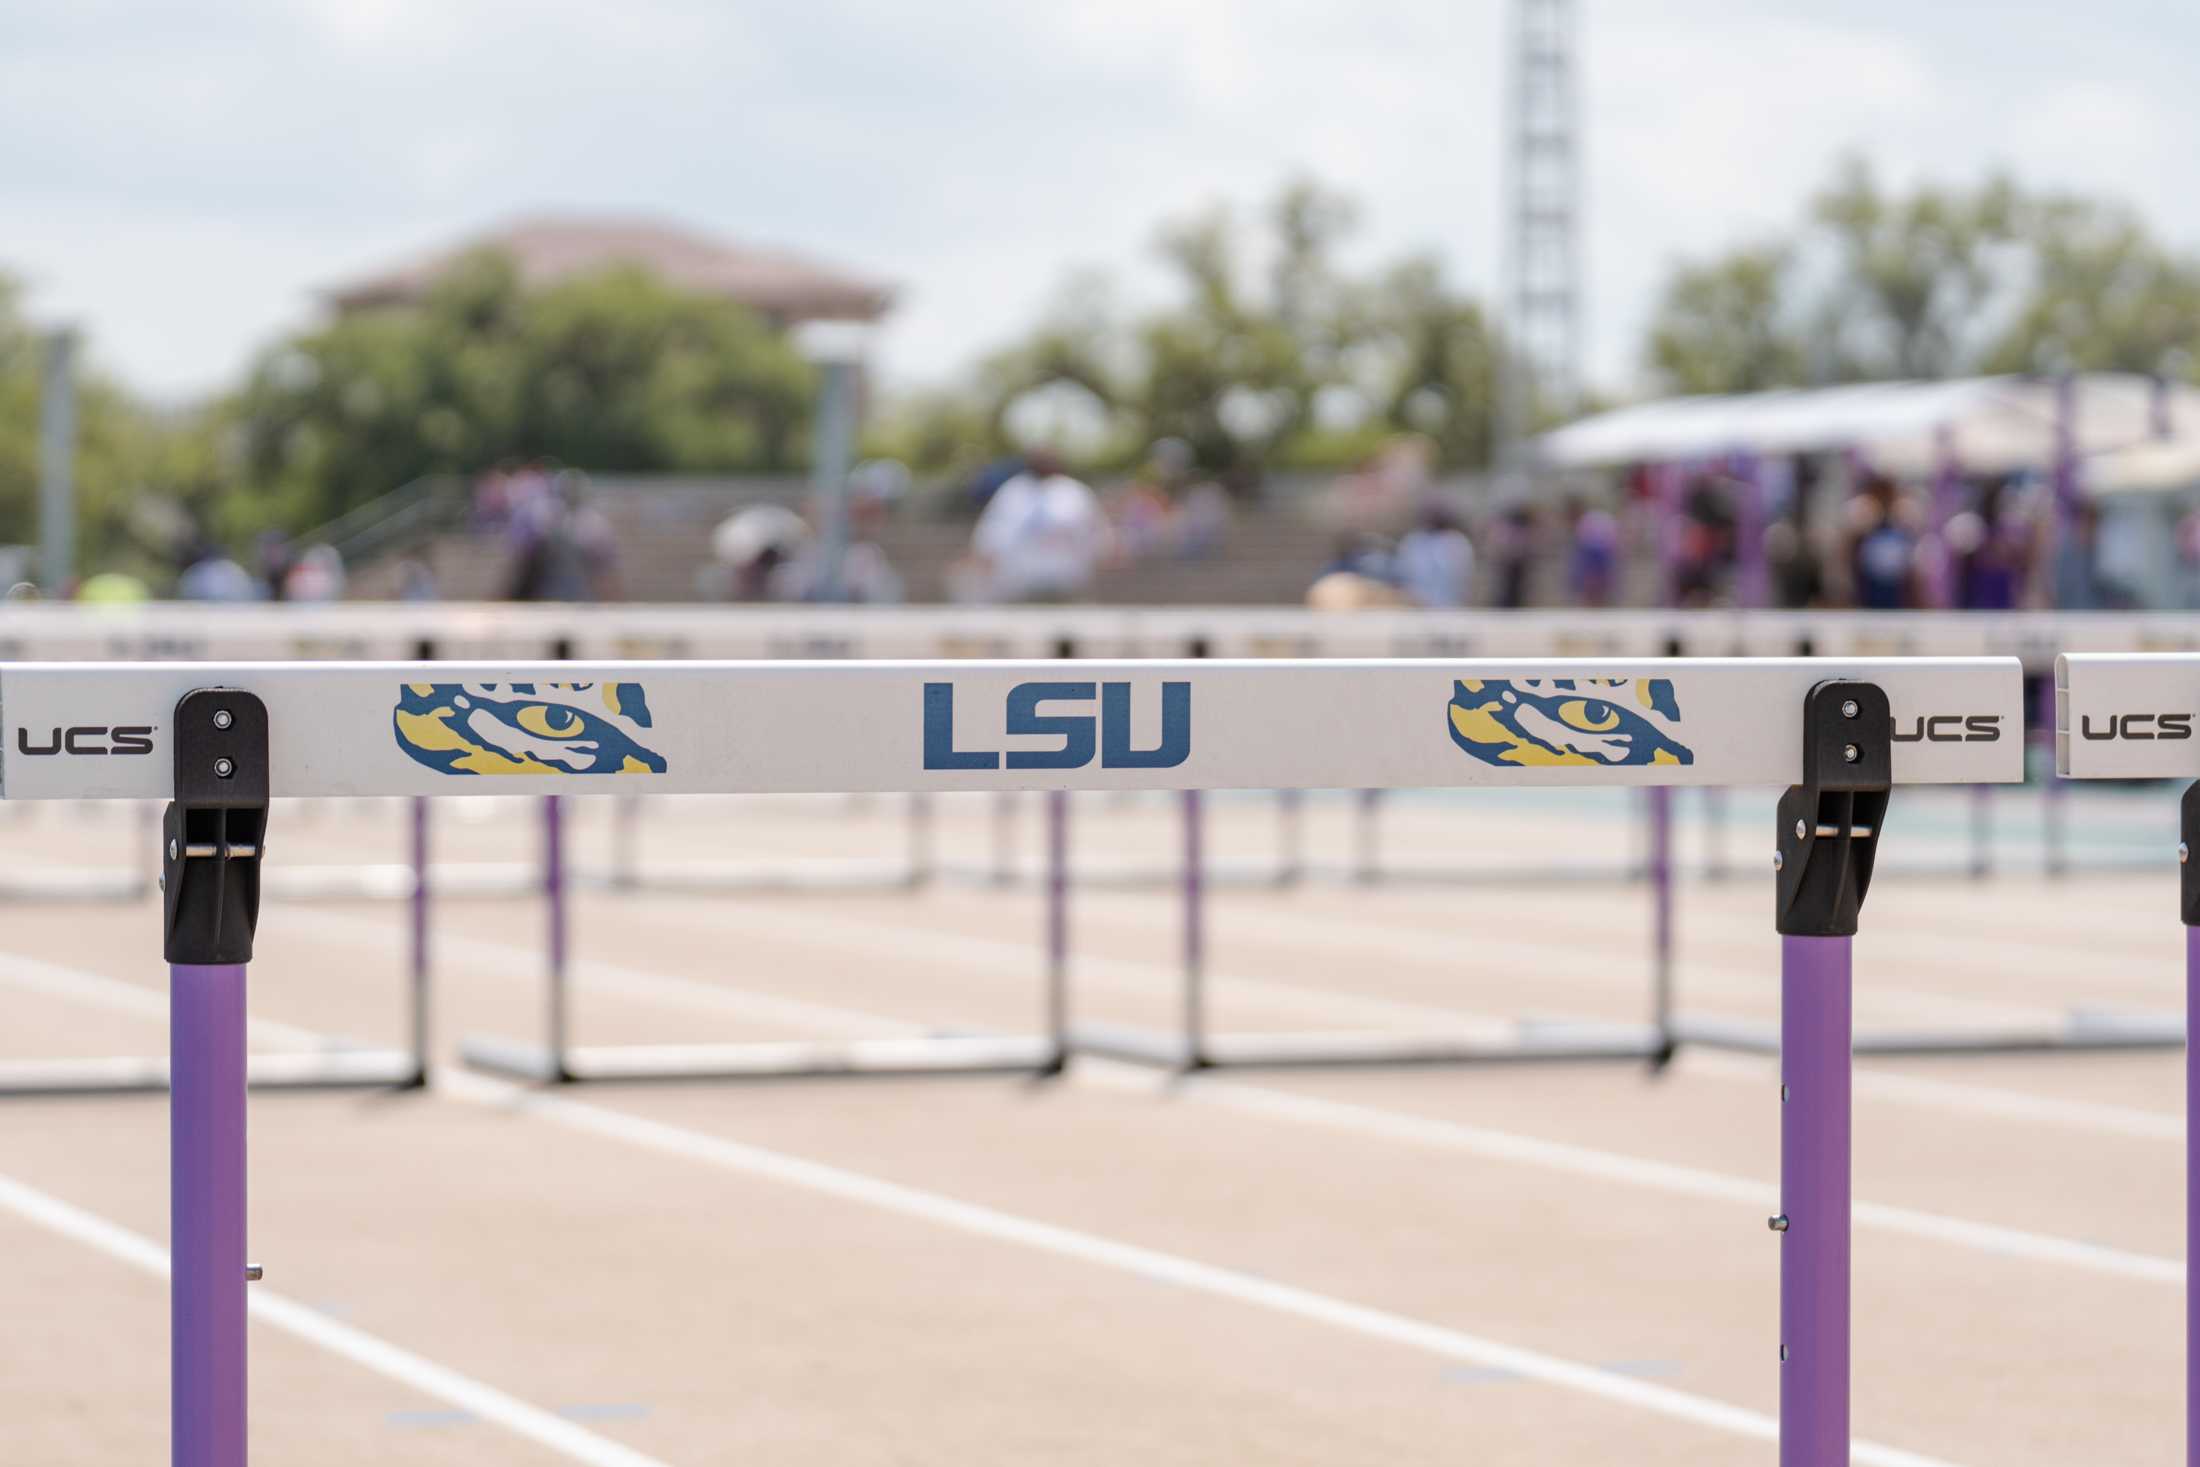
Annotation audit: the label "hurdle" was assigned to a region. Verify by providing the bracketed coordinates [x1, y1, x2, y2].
[0, 651, 2023, 1465]
[2055, 651, 2200, 1460]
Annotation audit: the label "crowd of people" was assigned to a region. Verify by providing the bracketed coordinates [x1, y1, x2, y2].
[1303, 444, 2181, 615]
[11, 436, 2175, 614]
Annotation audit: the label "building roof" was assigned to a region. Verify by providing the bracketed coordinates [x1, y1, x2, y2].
[324, 214, 894, 323]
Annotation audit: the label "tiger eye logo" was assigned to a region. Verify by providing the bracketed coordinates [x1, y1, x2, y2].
[1446, 677, 1694, 768]
[394, 683, 667, 776]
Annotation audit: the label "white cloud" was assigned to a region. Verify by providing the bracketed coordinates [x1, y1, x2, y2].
[0, 0, 2192, 409]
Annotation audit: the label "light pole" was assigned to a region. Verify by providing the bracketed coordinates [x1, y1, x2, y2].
[39, 326, 78, 596]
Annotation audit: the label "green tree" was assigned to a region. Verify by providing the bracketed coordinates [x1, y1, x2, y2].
[1808, 158, 2021, 380]
[907, 179, 1509, 478]
[1641, 157, 2200, 395]
[228, 252, 815, 532]
[1982, 197, 2200, 375]
[0, 274, 219, 579]
[1644, 244, 1805, 395]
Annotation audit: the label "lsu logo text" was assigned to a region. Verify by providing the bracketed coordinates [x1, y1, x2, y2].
[394, 683, 668, 776]
[923, 681, 1190, 771]
[1447, 677, 1694, 768]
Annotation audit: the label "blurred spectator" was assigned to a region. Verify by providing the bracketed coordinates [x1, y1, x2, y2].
[1845, 472, 1923, 610]
[255, 531, 295, 600]
[964, 454, 1027, 513]
[1307, 533, 1408, 609]
[1565, 497, 1619, 607]
[967, 448, 1106, 602]
[708, 503, 811, 601]
[177, 539, 262, 602]
[77, 572, 150, 604]
[506, 471, 618, 601]
[1672, 474, 1738, 606]
[394, 558, 440, 602]
[1393, 503, 1475, 608]
[1947, 478, 2031, 612]
[1177, 477, 1232, 560]
[1317, 531, 1395, 584]
[1488, 504, 1539, 609]
[282, 543, 346, 602]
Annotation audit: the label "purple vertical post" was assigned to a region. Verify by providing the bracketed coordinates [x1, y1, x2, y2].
[2188, 923, 2199, 1467]
[1733, 449, 1769, 611]
[408, 798, 431, 1075]
[1647, 786, 1674, 1035]
[171, 962, 247, 1467]
[2039, 674, 2066, 876]
[1045, 791, 1068, 1057]
[543, 795, 568, 1065]
[1183, 788, 1206, 1066]
[1780, 933, 1852, 1467]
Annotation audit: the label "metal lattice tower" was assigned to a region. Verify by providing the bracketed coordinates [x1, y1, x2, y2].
[1499, 0, 1581, 463]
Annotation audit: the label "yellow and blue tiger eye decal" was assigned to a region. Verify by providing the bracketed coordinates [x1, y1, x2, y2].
[394, 682, 667, 776]
[1447, 677, 1693, 768]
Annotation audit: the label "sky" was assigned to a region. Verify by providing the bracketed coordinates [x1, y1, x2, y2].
[3, 0, 2196, 406]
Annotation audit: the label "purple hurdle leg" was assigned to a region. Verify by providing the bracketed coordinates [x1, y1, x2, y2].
[1044, 790, 1069, 1067]
[544, 795, 569, 1071]
[1648, 786, 1675, 1045]
[1184, 788, 1207, 1066]
[1781, 933, 1852, 1467]
[172, 961, 248, 1467]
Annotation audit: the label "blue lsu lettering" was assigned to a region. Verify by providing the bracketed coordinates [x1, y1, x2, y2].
[923, 681, 1191, 771]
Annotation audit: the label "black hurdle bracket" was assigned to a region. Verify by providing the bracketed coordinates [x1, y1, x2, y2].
[1774, 680, 1891, 939]
[163, 690, 270, 966]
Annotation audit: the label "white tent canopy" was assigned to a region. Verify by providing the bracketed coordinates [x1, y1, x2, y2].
[1538, 373, 2200, 490]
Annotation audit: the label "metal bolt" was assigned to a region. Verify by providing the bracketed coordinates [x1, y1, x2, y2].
[1780, 1084, 1789, 1102]
[213, 757, 234, 779]
[1840, 699, 1859, 719]
[1842, 743, 1860, 763]
[1779, 1345, 1790, 1362]
[1771, 851, 1784, 872]
[2182, 842, 2191, 865]
[1768, 1215, 1790, 1233]
[167, 838, 178, 862]
[212, 709, 234, 730]
[245, 1264, 264, 1282]
[1793, 819, 1807, 841]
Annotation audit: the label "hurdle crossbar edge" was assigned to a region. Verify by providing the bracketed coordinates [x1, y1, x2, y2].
[2055, 651, 2200, 1465]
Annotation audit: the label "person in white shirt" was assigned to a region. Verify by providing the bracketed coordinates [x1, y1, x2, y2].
[1393, 503, 1476, 608]
[969, 448, 1107, 602]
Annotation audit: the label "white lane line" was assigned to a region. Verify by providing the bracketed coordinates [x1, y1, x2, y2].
[301, 909, 2192, 1282]
[437, 1068, 1962, 1467]
[0, 1172, 673, 1467]
[19, 923, 2183, 1293]
[1128, 1074, 2182, 1286]
[3, 947, 1969, 1464]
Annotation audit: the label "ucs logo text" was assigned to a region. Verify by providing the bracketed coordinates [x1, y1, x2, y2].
[924, 682, 1190, 771]
[1892, 715, 2003, 743]
[16, 725, 155, 756]
[2077, 713, 2194, 741]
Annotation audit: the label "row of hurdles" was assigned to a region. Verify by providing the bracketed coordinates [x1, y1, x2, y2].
[4, 627, 2200, 1463]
